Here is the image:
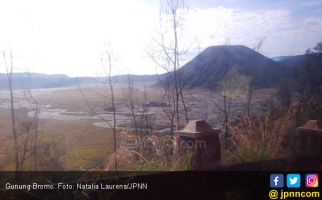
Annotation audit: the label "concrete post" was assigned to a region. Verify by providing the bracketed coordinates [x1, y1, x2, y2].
[288, 120, 322, 156]
[175, 120, 221, 170]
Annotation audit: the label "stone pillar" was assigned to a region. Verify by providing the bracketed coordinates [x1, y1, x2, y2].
[294, 120, 322, 156]
[175, 120, 221, 170]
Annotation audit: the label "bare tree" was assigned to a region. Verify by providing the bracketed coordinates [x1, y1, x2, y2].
[127, 75, 138, 134]
[238, 39, 266, 117]
[140, 81, 151, 135]
[30, 93, 40, 171]
[212, 65, 251, 148]
[242, 85, 253, 117]
[276, 79, 294, 110]
[78, 47, 119, 173]
[2, 50, 19, 171]
[2, 53, 63, 171]
[211, 69, 234, 148]
[148, 0, 189, 133]
[103, 48, 118, 172]
[161, 81, 177, 134]
[9, 76, 41, 171]
[22, 89, 40, 171]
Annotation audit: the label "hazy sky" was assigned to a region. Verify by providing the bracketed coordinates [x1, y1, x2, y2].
[0, 0, 321, 77]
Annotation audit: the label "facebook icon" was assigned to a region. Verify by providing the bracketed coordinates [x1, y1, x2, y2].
[270, 174, 284, 188]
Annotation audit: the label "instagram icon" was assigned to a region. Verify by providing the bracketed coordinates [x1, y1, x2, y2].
[305, 174, 319, 188]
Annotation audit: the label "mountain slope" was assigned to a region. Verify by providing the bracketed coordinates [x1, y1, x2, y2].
[176, 45, 293, 88]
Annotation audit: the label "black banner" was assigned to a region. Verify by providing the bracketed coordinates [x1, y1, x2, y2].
[0, 171, 321, 200]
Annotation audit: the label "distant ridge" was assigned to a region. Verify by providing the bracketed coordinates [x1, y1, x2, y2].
[0, 72, 159, 90]
[271, 56, 295, 62]
[1, 45, 307, 90]
[277, 55, 306, 68]
[0, 73, 73, 90]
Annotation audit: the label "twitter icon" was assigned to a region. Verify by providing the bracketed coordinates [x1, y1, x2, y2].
[287, 174, 301, 188]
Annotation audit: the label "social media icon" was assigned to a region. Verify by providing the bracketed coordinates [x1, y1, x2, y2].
[287, 174, 301, 188]
[306, 174, 319, 188]
[270, 174, 284, 188]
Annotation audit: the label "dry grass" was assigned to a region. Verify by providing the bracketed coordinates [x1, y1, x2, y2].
[0, 144, 5, 169]
[0, 116, 117, 170]
[105, 132, 195, 171]
[223, 109, 297, 163]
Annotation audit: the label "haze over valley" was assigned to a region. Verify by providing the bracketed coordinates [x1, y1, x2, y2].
[0, 0, 321, 172]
